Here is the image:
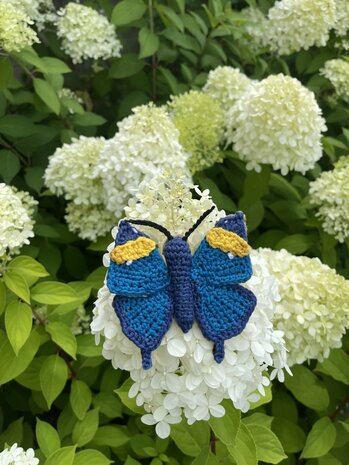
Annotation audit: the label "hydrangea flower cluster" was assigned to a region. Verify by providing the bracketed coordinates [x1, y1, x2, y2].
[0, 2, 39, 52]
[266, 0, 336, 55]
[334, 0, 349, 37]
[91, 174, 289, 438]
[56, 2, 122, 64]
[225, 74, 327, 175]
[321, 58, 349, 102]
[44, 136, 115, 240]
[169, 91, 225, 173]
[0, 183, 37, 260]
[203, 66, 253, 115]
[309, 157, 349, 242]
[94, 104, 190, 218]
[0, 443, 39, 465]
[257, 248, 349, 366]
[5, 0, 55, 30]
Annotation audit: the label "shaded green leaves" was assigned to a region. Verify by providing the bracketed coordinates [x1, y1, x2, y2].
[3, 270, 30, 303]
[0, 115, 36, 137]
[245, 423, 286, 463]
[0, 58, 13, 90]
[139, 27, 159, 58]
[109, 54, 145, 79]
[209, 401, 240, 446]
[70, 379, 92, 420]
[31, 281, 78, 304]
[284, 366, 329, 411]
[0, 150, 20, 183]
[171, 421, 210, 457]
[33, 79, 60, 115]
[36, 418, 61, 458]
[228, 423, 257, 465]
[5, 301, 32, 355]
[46, 322, 77, 359]
[45, 446, 76, 465]
[301, 417, 337, 458]
[272, 418, 306, 453]
[92, 425, 129, 447]
[316, 349, 349, 385]
[40, 355, 68, 408]
[72, 409, 99, 447]
[112, 0, 147, 26]
[73, 450, 112, 465]
[275, 234, 313, 255]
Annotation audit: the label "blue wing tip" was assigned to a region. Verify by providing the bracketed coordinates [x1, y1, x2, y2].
[216, 211, 247, 240]
[115, 220, 144, 245]
[213, 341, 225, 363]
[141, 350, 153, 369]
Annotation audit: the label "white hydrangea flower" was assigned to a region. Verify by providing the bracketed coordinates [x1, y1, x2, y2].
[203, 66, 253, 115]
[0, 183, 37, 260]
[321, 58, 349, 101]
[3, 0, 55, 30]
[226, 74, 327, 175]
[91, 174, 289, 438]
[56, 2, 122, 64]
[44, 136, 106, 206]
[0, 2, 39, 52]
[65, 202, 116, 242]
[309, 156, 349, 242]
[242, 7, 271, 51]
[334, 0, 349, 37]
[0, 443, 39, 465]
[94, 103, 191, 218]
[257, 248, 349, 366]
[266, 0, 336, 55]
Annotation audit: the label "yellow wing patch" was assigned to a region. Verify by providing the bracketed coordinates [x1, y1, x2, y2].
[206, 227, 250, 257]
[110, 237, 156, 265]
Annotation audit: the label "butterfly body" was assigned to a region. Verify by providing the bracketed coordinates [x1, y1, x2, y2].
[107, 212, 257, 369]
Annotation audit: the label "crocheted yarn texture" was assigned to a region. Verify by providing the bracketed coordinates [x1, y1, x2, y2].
[107, 211, 257, 369]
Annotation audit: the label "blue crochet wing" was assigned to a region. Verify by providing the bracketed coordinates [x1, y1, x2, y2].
[107, 221, 173, 369]
[192, 211, 257, 362]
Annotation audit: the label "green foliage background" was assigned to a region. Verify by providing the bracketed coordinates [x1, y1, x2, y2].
[0, 0, 349, 464]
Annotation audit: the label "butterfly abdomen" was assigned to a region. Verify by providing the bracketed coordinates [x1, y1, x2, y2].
[163, 237, 195, 333]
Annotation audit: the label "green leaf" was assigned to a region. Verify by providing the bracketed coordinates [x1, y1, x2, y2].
[40, 355, 68, 408]
[316, 349, 349, 385]
[109, 54, 145, 79]
[0, 418, 23, 450]
[139, 27, 159, 58]
[0, 281, 6, 316]
[269, 173, 302, 201]
[228, 423, 257, 465]
[72, 408, 99, 447]
[272, 418, 306, 453]
[46, 322, 77, 359]
[301, 417, 337, 459]
[76, 334, 102, 358]
[115, 378, 145, 414]
[111, 0, 147, 26]
[73, 450, 112, 465]
[8, 255, 49, 285]
[0, 58, 13, 90]
[45, 446, 76, 465]
[171, 421, 210, 457]
[33, 78, 60, 114]
[156, 4, 184, 31]
[16, 355, 44, 390]
[91, 425, 129, 447]
[41, 57, 71, 74]
[0, 115, 36, 137]
[209, 400, 240, 446]
[0, 150, 20, 183]
[0, 329, 40, 384]
[3, 270, 30, 303]
[245, 424, 286, 464]
[276, 234, 313, 255]
[31, 281, 78, 305]
[36, 418, 61, 458]
[130, 434, 157, 458]
[284, 366, 329, 411]
[191, 447, 219, 465]
[70, 379, 92, 420]
[25, 166, 45, 193]
[5, 301, 32, 355]
[72, 112, 106, 127]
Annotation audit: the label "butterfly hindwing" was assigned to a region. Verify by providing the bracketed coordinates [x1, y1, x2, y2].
[192, 211, 257, 362]
[107, 221, 172, 368]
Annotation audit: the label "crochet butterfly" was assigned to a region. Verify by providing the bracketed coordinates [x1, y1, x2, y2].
[107, 208, 257, 369]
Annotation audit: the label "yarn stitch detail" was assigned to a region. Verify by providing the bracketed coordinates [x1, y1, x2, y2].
[110, 236, 156, 264]
[206, 227, 250, 256]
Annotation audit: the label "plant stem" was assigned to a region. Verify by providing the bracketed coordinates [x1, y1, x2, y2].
[148, 0, 157, 101]
[210, 427, 217, 454]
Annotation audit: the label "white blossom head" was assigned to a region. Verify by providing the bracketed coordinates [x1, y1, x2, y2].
[169, 91, 225, 173]
[266, 0, 336, 55]
[203, 66, 253, 115]
[65, 202, 116, 242]
[94, 103, 191, 218]
[44, 136, 106, 206]
[0, 183, 37, 260]
[0, 2, 39, 52]
[309, 156, 349, 242]
[3, 0, 56, 30]
[321, 58, 349, 102]
[0, 443, 39, 465]
[56, 2, 122, 64]
[256, 248, 349, 366]
[225, 74, 327, 175]
[91, 174, 289, 438]
[334, 0, 349, 37]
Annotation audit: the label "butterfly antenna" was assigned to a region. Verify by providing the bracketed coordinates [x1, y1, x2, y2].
[128, 219, 173, 241]
[183, 206, 215, 241]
